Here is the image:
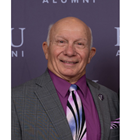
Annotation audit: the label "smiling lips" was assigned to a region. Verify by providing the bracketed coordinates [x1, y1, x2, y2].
[60, 60, 78, 64]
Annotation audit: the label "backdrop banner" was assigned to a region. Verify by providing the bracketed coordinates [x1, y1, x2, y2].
[11, 0, 119, 93]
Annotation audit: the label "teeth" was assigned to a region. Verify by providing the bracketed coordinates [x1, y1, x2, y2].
[60, 60, 77, 64]
[64, 61, 75, 64]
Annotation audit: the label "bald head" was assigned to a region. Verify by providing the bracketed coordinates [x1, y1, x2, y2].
[47, 17, 93, 49]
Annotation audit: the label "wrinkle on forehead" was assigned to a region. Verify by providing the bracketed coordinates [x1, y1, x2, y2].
[50, 17, 91, 46]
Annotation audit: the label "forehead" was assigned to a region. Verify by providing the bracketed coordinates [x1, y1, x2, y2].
[51, 20, 89, 39]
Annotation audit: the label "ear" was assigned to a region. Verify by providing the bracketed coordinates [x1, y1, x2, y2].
[42, 42, 49, 60]
[88, 47, 96, 63]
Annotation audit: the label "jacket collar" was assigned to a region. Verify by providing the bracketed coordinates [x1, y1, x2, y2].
[34, 70, 73, 140]
[86, 79, 111, 140]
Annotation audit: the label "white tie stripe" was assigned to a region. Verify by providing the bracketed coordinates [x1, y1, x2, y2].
[66, 84, 87, 140]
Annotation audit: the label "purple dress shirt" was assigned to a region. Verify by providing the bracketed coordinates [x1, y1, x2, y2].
[48, 70, 101, 140]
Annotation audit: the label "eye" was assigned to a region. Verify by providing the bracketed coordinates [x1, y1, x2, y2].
[57, 40, 66, 44]
[77, 42, 84, 46]
[75, 41, 86, 49]
[56, 39, 67, 46]
[59, 40, 64, 43]
[78, 43, 82, 45]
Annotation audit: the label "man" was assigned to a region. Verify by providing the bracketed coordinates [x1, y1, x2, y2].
[12, 17, 119, 140]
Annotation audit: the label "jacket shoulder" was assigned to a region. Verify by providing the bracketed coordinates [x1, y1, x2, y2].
[86, 78, 119, 100]
[12, 77, 37, 98]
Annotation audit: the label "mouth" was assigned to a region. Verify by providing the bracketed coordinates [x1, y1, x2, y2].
[60, 60, 78, 64]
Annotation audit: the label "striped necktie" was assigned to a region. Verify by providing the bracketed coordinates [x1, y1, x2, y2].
[66, 84, 87, 140]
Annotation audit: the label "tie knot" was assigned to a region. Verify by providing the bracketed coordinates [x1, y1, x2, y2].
[69, 84, 77, 92]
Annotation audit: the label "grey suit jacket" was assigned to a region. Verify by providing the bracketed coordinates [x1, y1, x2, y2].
[12, 70, 119, 140]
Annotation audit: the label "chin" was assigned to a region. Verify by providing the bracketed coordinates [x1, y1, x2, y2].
[60, 69, 83, 78]
[61, 72, 76, 77]
[59, 70, 76, 77]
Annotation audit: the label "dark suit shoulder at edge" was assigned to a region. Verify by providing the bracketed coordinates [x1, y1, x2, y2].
[12, 70, 48, 89]
[12, 77, 36, 90]
[86, 78, 118, 99]
[12, 72, 46, 96]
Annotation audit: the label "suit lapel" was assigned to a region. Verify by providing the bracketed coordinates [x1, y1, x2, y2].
[34, 70, 73, 140]
[33, 70, 111, 140]
[87, 79, 111, 140]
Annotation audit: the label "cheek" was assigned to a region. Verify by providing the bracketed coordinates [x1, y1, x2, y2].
[79, 51, 90, 63]
[49, 48, 61, 59]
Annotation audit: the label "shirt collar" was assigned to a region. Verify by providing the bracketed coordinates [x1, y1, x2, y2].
[75, 75, 87, 97]
[48, 69, 71, 97]
[48, 69, 87, 97]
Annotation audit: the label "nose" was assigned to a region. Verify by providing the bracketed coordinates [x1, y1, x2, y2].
[63, 43, 76, 56]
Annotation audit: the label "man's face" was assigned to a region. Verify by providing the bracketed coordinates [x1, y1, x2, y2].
[43, 18, 96, 83]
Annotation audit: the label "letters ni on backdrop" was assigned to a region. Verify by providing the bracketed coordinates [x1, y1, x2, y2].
[11, 0, 119, 93]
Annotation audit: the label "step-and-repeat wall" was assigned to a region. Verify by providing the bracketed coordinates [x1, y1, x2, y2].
[12, 0, 119, 93]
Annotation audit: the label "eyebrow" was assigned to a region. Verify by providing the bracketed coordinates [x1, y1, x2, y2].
[55, 36, 87, 42]
[55, 36, 67, 39]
